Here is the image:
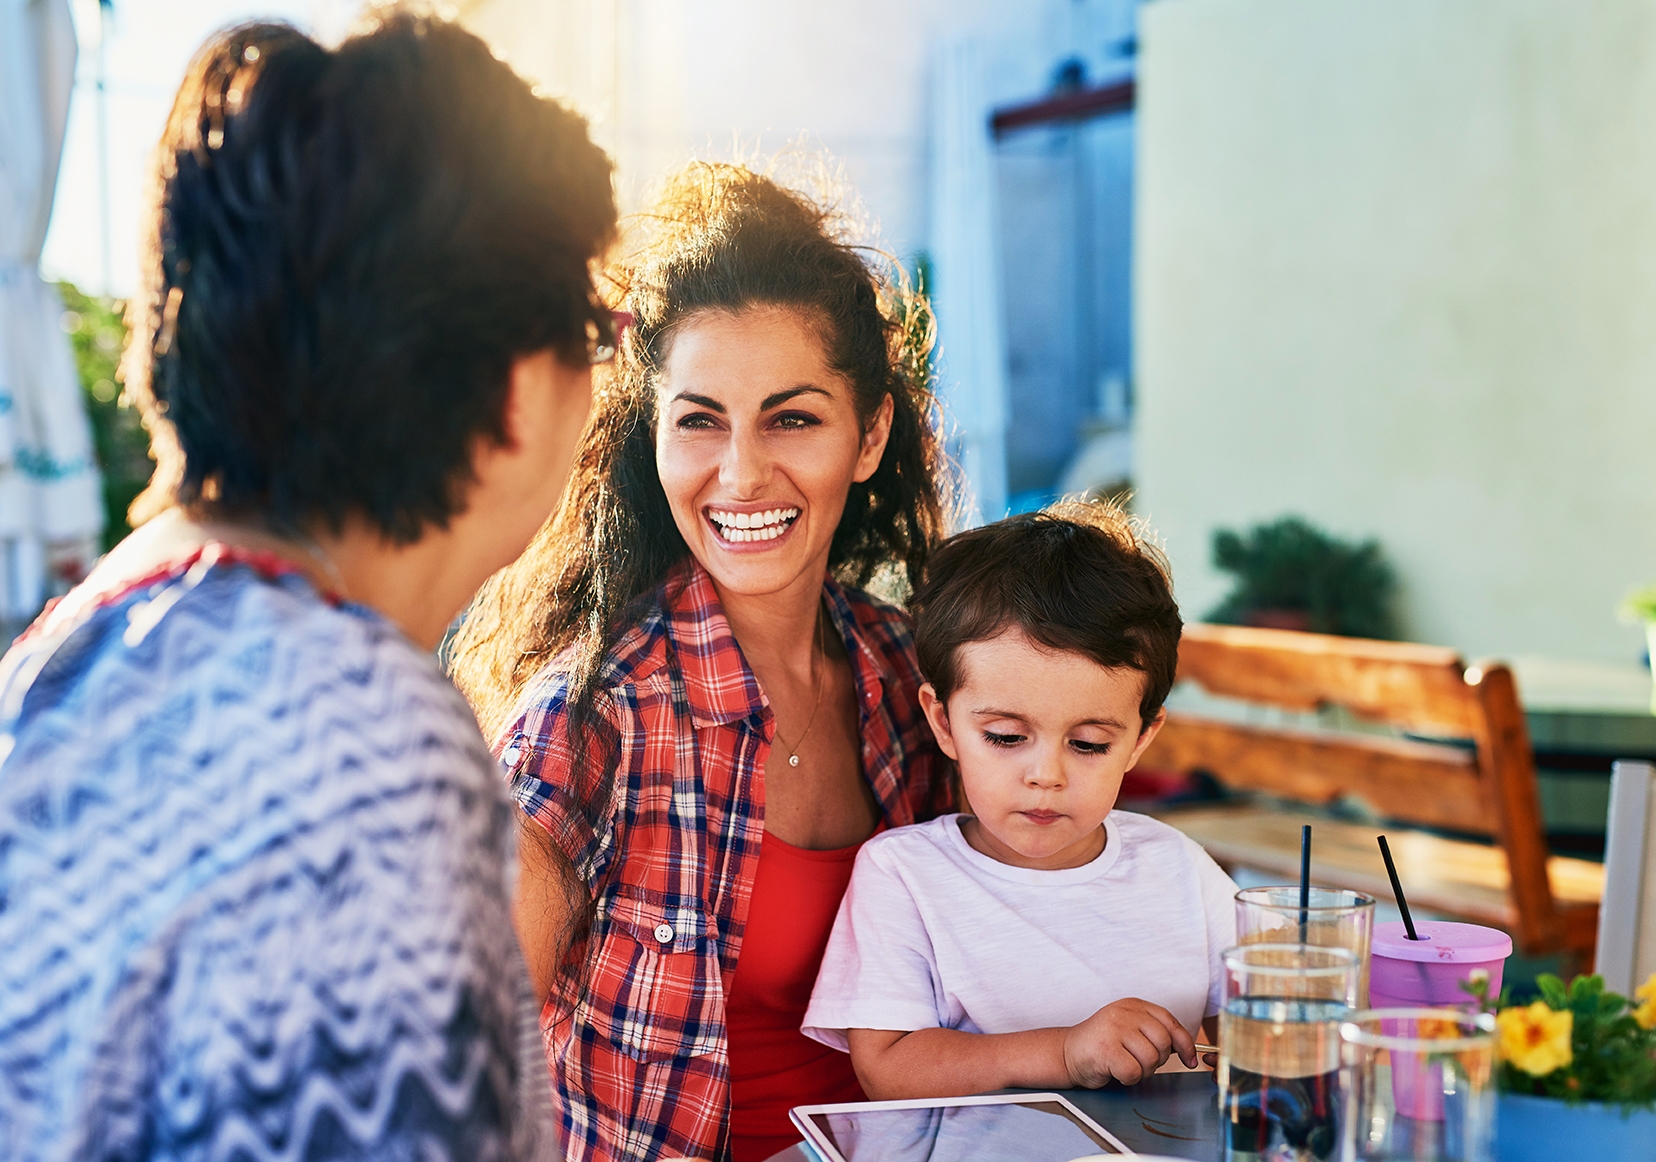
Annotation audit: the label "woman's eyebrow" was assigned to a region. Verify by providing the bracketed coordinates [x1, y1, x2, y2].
[671, 391, 725, 412]
[668, 385, 830, 412]
[761, 384, 832, 410]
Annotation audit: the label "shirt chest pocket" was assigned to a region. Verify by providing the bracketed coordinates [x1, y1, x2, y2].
[576, 891, 723, 1064]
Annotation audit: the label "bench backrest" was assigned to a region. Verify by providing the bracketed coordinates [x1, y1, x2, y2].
[1140, 622, 1562, 950]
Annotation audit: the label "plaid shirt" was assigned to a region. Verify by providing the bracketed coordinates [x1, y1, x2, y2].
[499, 559, 950, 1162]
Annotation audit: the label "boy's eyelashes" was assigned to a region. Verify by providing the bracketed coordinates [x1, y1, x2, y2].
[977, 730, 1113, 755]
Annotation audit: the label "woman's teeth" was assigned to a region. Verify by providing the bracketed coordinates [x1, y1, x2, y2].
[709, 507, 800, 543]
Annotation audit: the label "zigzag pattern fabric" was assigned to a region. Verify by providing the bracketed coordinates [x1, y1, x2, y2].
[0, 560, 559, 1162]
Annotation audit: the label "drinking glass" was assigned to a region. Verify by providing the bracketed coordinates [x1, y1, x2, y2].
[1220, 943, 1360, 1162]
[1338, 1008, 1497, 1162]
[1236, 886, 1376, 1006]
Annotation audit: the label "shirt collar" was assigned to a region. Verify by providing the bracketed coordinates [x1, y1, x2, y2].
[663, 558, 888, 731]
[822, 573, 888, 725]
[663, 560, 765, 729]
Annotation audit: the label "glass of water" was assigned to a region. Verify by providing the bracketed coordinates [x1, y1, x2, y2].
[1220, 943, 1360, 1162]
[1338, 1008, 1497, 1162]
[1236, 887, 1376, 1006]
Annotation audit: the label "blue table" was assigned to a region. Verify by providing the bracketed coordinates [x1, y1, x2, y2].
[763, 1071, 1222, 1160]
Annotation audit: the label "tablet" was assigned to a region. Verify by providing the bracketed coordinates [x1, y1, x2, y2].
[788, 1092, 1133, 1161]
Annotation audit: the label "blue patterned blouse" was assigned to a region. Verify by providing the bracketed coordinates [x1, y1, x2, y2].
[0, 548, 558, 1162]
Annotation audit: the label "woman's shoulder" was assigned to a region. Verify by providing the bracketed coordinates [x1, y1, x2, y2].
[505, 591, 678, 721]
[213, 571, 499, 783]
[834, 580, 915, 637]
[16, 560, 449, 727]
[830, 580, 921, 678]
[245, 573, 485, 746]
[492, 579, 694, 872]
[4, 560, 503, 860]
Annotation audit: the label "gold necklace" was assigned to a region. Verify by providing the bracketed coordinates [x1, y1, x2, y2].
[192, 514, 350, 602]
[293, 531, 350, 601]
[773, 609, 826, 768]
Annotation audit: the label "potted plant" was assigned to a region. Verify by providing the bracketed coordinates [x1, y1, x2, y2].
[1207, 515, 1399, 639]
[1468, 972, 1656, 1161]
[1620, 582, 1656, 714]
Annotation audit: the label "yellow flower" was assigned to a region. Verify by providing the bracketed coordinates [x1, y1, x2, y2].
[1635, 973, 1656, 1031]
[1496, 1003, 1573, 1076]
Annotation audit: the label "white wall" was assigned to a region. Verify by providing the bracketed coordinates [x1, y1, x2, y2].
[457, 0, 1138, 252]
[1135, 0, 1656, 665]
[459, 0, 1057, 253]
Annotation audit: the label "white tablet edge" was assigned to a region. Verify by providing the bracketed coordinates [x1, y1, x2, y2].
[787, 1091, 1136, 1161]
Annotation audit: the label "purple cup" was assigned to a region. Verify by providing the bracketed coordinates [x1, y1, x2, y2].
[1368, 921, 1511, 1121]
[1368, 920, 1512, 1010]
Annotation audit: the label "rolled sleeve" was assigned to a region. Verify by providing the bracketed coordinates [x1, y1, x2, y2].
[499, 682, 623, 883]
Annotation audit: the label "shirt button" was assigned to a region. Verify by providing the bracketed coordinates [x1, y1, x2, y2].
[653, 923, 674, 944]
[502, 747, 522, 766]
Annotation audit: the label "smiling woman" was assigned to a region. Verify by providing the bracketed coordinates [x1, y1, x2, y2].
[656, 306, 893, 612]
[447, 162, 955, 1162]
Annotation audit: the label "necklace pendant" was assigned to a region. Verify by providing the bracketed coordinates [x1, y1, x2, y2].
[788, 754, 800, 767]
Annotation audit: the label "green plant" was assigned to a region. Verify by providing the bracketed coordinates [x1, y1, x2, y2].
[1207, 515, 1399, 639]
[1621, 583, 1656, 625]
[56, 283, 152, 550]
[1466, 972, 1656, 1111]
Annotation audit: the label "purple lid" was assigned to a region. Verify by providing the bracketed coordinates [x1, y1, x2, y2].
[1372, 920, 1512, 963]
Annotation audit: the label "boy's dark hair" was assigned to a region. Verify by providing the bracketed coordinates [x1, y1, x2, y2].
[912, 500, 1183, 730]
[122, 13, 617, 543]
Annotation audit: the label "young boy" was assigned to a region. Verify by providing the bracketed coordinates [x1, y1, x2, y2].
[802, 501, 1238, 1098]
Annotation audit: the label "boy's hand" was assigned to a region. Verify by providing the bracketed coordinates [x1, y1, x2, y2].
[1062, 998, 1197, 1087]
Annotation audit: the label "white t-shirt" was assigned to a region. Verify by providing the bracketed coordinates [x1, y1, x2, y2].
[802, 811, 1239, 1051]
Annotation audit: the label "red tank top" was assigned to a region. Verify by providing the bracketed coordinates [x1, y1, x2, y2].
[725, 828, 874, 1162]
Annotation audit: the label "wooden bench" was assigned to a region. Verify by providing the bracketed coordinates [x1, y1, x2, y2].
[1141, 623, 1604, 966]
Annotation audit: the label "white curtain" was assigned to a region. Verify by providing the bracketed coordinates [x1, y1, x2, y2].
[0, 0, 102, 623]
[927, 37, 1009, 528]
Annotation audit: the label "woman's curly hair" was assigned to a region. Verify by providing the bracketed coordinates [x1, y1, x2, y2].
[448, 160, 951, 740]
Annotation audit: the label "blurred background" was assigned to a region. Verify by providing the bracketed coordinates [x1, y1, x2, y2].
[7, 0, 1656, 855]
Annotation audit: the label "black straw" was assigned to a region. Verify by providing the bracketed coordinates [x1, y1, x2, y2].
[1378, 834, 1421, 940]
[1298, 824, 1312, 942]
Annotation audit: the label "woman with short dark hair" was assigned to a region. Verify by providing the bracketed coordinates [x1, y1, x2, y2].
[0, 14, 615, 1160]
[449, 163, 954, 1162]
